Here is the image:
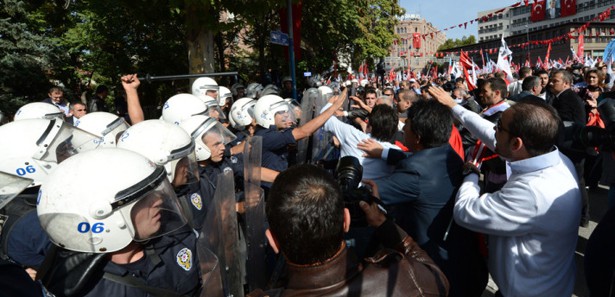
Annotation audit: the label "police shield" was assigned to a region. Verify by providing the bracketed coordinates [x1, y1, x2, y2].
[197, 244, 224, 297]
[296, 88, 318, 164]
[200, 169, 243, 297]
[242, 136, 267, 291]
[310, 87, 335, 164]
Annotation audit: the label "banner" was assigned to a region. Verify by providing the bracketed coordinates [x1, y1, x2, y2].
[560, 0, 577, 17]
[531, 0, 547, 22]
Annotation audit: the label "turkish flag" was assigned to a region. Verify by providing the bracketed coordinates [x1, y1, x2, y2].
[531, 0, 546, 22]
[412, 33, 421, 49]
[560, 0, 577, 17]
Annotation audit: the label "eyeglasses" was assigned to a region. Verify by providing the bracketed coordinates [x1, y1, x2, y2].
[76, 109, 87, 112]
[494, 117, 512, 134]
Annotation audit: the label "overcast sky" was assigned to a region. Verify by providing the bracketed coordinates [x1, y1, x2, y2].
[398, 0, 520, 40]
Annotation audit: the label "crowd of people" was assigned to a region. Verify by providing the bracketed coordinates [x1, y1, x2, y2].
[1, 61, 614, 297]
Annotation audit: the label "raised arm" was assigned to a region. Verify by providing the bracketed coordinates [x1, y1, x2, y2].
[292, 88, 347, 141]
[121, 74, 144, 124]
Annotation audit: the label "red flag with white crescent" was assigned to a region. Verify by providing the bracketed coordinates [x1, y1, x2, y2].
[560, 0, 577, 17]
[531, 0, 546, 22]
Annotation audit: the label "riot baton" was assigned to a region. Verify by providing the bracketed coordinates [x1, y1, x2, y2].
[138, 72, 239, 83]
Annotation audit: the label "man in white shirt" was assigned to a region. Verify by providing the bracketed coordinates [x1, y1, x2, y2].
[428, 87, 582, 297]
[322, 104, 401, 180]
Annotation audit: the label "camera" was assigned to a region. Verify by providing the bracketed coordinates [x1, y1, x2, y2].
[335, 156, 380, 227]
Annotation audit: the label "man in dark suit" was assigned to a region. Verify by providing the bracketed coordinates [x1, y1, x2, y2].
[368, 99, 487, 297]
[549, 69, 590, 227]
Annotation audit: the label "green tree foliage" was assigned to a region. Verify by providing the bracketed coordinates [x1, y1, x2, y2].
[437, 35, 477, 51]
[0, 0, 62, 113]
[1, 0, 405, 115]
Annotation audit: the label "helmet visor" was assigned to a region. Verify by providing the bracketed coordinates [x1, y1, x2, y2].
[120, 173, 189, 242]
[101, 117, 131, 147]
[171, 151, 200, 187]
[270, 101, 296, 129]
[36, 120, 103, 163]
[0, 172, 33, 209]
[206, 105, 227, 121]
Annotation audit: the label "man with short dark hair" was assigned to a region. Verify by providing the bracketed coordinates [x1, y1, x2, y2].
[42, 87, 70, 117]
[323, 103, 401, 179]
[89, 85, 109, 112]
[429, 87, 581, 297]
[508, 66, 532, 97]
[535, 69, 551, 101]
[261, 164, 449, 296]
[462, 77, 511, 193]
[549, 69, 589, 226]
[510, 76, 542, 102]
[369, 99, 488, 296]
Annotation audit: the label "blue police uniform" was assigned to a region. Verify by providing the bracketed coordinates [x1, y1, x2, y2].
[83, 229, 201, 297]
[196, 155, 244, 224]
[6, 210, 51, 269]
[254, 126, 295, 172]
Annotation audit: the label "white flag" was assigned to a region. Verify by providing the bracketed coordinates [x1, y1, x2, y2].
[497, 36, 514, 82]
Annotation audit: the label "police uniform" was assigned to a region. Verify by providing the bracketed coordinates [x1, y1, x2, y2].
[195, 155, 244, 226]
[254, 125, 295, 172]
[82, 229, 201, 297]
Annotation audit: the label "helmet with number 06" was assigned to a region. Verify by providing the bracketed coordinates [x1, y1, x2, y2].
[253, 95, 296, 128]
[74, 112, 130, 147]
[117, 120, 199, 188]
[14, 102, 64, 121]
[0, 118, 102, 187]
[37, 148, 189, 253]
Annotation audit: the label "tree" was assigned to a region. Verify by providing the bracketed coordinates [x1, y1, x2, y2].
[438, 35, 477, 51]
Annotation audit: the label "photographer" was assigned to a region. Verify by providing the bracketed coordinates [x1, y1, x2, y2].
[249, 164, 449, 297]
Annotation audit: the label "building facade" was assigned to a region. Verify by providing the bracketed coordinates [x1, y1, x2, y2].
[478, 0, 615, 43]
[386, 14, 446, 71]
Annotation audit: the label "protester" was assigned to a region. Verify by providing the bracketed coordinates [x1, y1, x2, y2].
[429, 86, 581, 297]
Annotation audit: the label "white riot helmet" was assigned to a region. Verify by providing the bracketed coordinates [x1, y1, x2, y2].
[0, 171, 33, 210]
[218, 86, 233, 107]
[197, 95, 226, 120]
[161, 93, 208, 125]
[229, 97, 256, 130]
[37, 148, 189, 253]
[74, 112, 130, 147]
[191, 77, 219, 101]
[0, 118, 102, 187]
[14, 102, 64, 121]
[246, 83, 263, 99]
[253, 95, 296, 128]
[179, 115, 237, 161]
[117, 120, 199, 187]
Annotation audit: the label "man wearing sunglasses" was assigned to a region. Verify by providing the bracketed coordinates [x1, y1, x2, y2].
[428, 87, 581, 297]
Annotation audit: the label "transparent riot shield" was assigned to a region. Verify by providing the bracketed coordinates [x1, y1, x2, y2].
[200, 169, 243, 297]
[197, 244, 224, 297]
[310, 88, 335, 164]
[296, 88, 318, 164]
[242, 136, 267, 291]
